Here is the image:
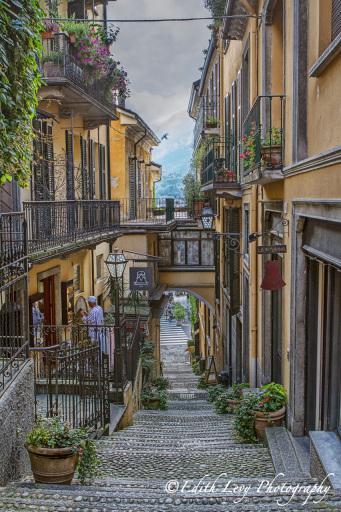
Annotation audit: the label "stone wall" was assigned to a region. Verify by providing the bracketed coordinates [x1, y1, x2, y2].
[0, 361, 35, 485]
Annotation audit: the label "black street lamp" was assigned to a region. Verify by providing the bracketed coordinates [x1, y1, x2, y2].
[200, 205, 215, 231]
[105, 250, 127, 350]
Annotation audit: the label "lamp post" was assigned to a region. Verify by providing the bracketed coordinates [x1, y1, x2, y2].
[105, 249, 127, 350]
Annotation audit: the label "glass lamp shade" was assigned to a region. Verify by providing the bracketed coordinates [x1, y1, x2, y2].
[106, 251, 127, 280]
[200, 206, 215, 231]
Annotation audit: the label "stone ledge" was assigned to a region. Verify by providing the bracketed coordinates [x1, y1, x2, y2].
[265, 427, 310, 478]
[310, 431, 341, 492]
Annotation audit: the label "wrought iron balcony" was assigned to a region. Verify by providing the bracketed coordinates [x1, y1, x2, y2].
[0, 212, 29, 396]
[41, 33, 115, 114]
[119, 197, 204, 226]
[24, 200, 120, 259]
[201, 140, 240, 192]
[241, 95, 285, 184]
[193, 96, 220, 149]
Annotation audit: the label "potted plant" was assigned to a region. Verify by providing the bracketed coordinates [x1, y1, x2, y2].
[216, 167, 236, 183]
[42, 50, 63, 75]
[186, 339, 195, 356]
[172, 302, 186, 326]
[25, 417, 99, 485]
[261, 127, 282, 168]
[253, 382, 287, 439]
[60, 18, 92, 44]
[205, 115, 218, 129]
[207, 384, 227, 403]
[42, 19, 60, 39]
[234, 382, 287, 442]
[141, 385, 168, 410]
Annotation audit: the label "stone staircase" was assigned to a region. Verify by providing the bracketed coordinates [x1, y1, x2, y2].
[0, 329, 340, 510]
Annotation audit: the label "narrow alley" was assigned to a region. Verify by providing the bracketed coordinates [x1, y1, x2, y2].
[0, 317, 339, 511]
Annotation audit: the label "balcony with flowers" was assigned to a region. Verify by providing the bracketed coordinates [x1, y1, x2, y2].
[40, 19, 130, 119]
[199, 138, 241, 194]
[241, 95, 285, 184]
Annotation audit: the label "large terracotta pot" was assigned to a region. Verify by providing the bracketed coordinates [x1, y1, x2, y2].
[26, 444, 79, 485]
[261, 144, 282, 168]
[254, 406, 286, 440]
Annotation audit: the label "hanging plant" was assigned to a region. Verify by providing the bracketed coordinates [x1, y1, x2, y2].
[0, 0, 43, 187]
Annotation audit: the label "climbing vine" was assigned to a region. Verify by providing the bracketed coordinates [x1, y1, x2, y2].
[0, 0, 43, 187]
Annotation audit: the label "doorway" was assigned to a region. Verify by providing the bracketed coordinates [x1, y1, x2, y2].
[305, 259, 341, 434]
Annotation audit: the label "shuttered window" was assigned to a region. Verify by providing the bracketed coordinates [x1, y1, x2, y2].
[129, 157, 136, 219]
[231, 81, 237, 173]
[241, 45, 250, 122]
[65, 130, 75, 200]
[88, 139, 95, 199]
[223, 207, 241, 315]
[225, 93, 231, 168]
[32, 119, 54, 201]
[332, 0, 341, 40]
[80, 137, 89, 199]
[99, 144, 106, 199]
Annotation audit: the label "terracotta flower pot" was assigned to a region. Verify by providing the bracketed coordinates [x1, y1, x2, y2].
[206, 121, 218, 129]
[254, 406, 286, 440]
[226, 399, 240, 413]
[26, 444, 79, 485]
[42, 31, 53, 40]
[261, 144, 282, 168]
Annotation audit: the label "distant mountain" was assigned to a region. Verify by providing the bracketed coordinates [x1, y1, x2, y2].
[155, 145, 191, 198]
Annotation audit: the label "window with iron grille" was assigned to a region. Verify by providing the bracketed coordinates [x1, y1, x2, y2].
[65, 130, 75, 200]
[80, 136, 89, 199]
[32, 119, 54, 201]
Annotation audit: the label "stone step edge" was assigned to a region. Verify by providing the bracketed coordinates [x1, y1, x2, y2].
[265, 427, 311, 478]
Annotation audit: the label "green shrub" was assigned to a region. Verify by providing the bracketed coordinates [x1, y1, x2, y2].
[191, 360, 201, 376]
[197, 376, 208, 389]
[154, 377, 170, 390]
[207, 384, 226, 402]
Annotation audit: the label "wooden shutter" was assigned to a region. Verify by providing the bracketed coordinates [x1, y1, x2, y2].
[129, 157, 136, 219]
[46, 124, 54, 199]
[231, 82, 237, 172]
[88, 138, 95, 199]
[332, 0, 341, 40]
[229, 207, 241, 315]
[80, 137, 88, 199]
[225, 94, 231, 168]
[65, 130, 75, 200]
[32, 119, 43, 200]
[99, 144, 106, 199]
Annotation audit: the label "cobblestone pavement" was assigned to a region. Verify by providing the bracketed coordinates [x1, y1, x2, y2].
[0, 332, 340, 510]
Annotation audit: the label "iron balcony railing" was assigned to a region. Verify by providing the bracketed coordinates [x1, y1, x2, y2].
[41, 33, 114, 110]
[201, 139, 239, 187]
[119, 197, 205, 224]
[24, 200, 120, 256]
[0, 212, 29, 396]
[241, 95, 285, 177]
[193, 96, 220, 149]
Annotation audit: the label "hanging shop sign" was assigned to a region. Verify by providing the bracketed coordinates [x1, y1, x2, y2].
[257, 244, 287, 254]
[129, 267, 153, 291]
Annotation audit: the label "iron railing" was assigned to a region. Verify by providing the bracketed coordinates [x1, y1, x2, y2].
[193, 95, 220, 149]
[241, 95, 285, 176]
[119, 197, 205, 224]
[31, 318, 142, 422]
[0, 212, 29, 396]
[201, 139, 239, 187]
[24, 200, 120, 255]
[41, 33, 114, 109]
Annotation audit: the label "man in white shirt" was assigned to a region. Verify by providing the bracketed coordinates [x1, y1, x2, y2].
[81, 296, 106, 352]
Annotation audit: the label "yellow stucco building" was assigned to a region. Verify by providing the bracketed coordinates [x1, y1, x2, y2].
[189, 0, 341, 439]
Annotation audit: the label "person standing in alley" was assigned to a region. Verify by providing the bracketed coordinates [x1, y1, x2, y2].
[80, 296, 106, 352]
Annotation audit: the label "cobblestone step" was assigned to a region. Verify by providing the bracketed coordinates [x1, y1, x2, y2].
[0, 337, 339, 511]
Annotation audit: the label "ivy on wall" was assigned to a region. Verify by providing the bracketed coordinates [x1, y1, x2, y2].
[0, 0, 43, 187]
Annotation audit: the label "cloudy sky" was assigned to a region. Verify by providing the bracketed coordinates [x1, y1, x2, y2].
[108, 0, 210, 190]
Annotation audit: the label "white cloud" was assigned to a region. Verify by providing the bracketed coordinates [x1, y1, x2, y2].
[108, 0, 209, 176]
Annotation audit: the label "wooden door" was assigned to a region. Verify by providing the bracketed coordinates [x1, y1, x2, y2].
[42, 275, 56, 345]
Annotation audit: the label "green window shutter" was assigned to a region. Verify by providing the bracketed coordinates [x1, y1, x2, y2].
[88, 139, 95, 199]
[225, 93, 231, 168]
[65, 130, 75, 199]
[229, 207, 241, 315]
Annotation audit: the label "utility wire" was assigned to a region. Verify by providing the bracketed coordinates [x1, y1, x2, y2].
[43, 15, 260, 23]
